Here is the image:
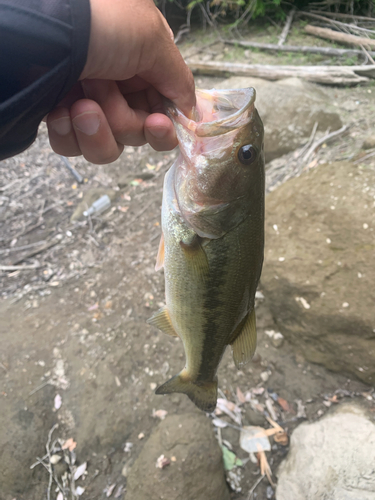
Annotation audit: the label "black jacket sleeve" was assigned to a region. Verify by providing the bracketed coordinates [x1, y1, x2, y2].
[0, 0, 91, 161]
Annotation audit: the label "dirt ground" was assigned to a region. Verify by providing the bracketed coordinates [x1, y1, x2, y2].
[1, 41, 375, 500]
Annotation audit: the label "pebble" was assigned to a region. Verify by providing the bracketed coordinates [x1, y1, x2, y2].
[271, 332, 284, 348]
[260, 371, 270, 382]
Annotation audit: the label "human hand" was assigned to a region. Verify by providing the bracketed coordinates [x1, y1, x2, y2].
[46, 0, 195, 164]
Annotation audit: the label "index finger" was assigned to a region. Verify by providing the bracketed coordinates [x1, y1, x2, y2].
[139, 13, 196, 117]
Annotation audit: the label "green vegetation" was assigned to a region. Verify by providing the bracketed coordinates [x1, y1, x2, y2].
[156, 0, 375, 28]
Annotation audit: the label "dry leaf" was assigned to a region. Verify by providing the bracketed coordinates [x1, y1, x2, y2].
[105, 483, 116, 497]
[73, 462, 87, 481]
[277, 396, 294, 414]
[212, 418, 228, 428]
[236, 387, 246, 404]
[156, 454, 170, 469]
[62, 438, 77, 451]
[152, 409, 168, 420]
[274, 431, 289, 446]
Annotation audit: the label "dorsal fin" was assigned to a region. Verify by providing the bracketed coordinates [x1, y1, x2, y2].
[231, 309, 257, 369]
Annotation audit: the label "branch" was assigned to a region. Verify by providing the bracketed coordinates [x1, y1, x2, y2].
[187, 60, 375, 85]
[278, 8, 295, 46]
[304, 25, 375, 49]
[224, 39, 375, 58]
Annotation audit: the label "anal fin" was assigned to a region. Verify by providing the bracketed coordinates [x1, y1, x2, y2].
[147, 305, 178, 337]
[230, 309, 257, 369]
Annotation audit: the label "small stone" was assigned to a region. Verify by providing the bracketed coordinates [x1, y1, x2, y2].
[362, 134, 375, 150]
[271, 332, 284, 348]
[138, 433, 145, 440]
[260, 371, 269, 382]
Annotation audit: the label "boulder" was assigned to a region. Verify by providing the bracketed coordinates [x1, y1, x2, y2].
[261, 161, 375, 384]
[216, 77, 342, 162]
[126, 413, 230, 500]
[276, 403, 375, 500]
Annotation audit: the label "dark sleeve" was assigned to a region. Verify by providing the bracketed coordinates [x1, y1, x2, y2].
[0, 0, 91, 161]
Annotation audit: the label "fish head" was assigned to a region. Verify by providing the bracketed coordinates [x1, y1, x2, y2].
[168, 88, 264, 238]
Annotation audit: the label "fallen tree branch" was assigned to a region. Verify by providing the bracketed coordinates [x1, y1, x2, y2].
[224, 39, 375, 58]
[300, 11, 375, 36]
[187, 60, 375, 85]
[304, 25, 375, 49]
[309, 10, 375, 23]
[278, 8, 295, 46]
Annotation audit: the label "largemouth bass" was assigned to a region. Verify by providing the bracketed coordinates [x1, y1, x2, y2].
[148, 88, 264, 412]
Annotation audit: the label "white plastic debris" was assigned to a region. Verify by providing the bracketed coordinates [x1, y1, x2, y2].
[240, 426, 271, 453]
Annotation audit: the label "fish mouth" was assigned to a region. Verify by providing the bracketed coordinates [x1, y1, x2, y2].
[166, 88, 256, 138]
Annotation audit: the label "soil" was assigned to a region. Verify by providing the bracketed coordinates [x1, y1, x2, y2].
[1, 33, 375, 500]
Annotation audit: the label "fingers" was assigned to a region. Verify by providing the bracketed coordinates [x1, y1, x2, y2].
[47, 100, 124, 164]
[145, 113, 178, 151]
[70, 99, 124, 164]
[82, 80, 148, 147]
[47, 107, 80, 156]
[83, 80, 178, 151]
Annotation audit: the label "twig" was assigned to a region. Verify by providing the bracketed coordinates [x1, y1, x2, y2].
[0, 263, 41, 271]
[297, 122, 319, 160]
[46, 424, 59, 500]
[28, 379, 52, 396]
[360, 44, 375, 65]
[184, 40, 220, 60]
[127, 199, 155, 226]
[302, 124, 349, 163]
[309, 10, 375, 23]
[300, 11, 375, 36]
[0, 240, 47, 254]
[247, 475, 264, 500]
[354, 150, 375, 164]
[278, 8, 295, 46]
[59, 156, 83, 184]
[10, 237, 60, 266]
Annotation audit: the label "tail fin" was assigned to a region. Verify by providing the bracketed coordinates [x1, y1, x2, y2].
[155, 371, 218, 413]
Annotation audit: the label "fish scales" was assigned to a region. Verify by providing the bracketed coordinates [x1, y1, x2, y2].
[148, 88, 264, 412]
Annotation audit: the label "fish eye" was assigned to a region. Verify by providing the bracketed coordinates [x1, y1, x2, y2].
[238, 145, 257, 165]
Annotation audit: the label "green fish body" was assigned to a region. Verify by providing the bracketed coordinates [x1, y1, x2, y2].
[148, 88, 264, 412]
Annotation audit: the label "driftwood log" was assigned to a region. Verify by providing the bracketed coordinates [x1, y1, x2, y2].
[304, 25, 375, 49]
[187, 60, 375, 85]
[224, 39, 375, 59]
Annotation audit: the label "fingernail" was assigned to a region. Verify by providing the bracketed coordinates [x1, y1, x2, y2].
[149, 127, 168, 140]
[73, 112, 100, 136]
[50, 117, 71, 136]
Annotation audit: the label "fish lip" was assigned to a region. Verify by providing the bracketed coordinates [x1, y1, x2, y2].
[166, 88, 256, 138]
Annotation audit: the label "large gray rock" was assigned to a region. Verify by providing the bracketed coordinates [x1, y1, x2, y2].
[126, 413, 230, 500]
[277, 403, 375, 500]
[216, 77, 342, 161]
[261, 161, 375, 384]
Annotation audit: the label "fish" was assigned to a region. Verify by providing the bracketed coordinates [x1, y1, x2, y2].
[147, 88, 264, 412]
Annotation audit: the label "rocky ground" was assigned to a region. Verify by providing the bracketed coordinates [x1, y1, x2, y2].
[1, 33, 375, 500]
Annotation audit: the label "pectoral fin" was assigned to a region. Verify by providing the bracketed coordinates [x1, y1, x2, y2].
[231, 309, 257, 369]
[147, 305, 178, 337]
[180, 235, 209, 277]
[155, 233, 165, 271]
